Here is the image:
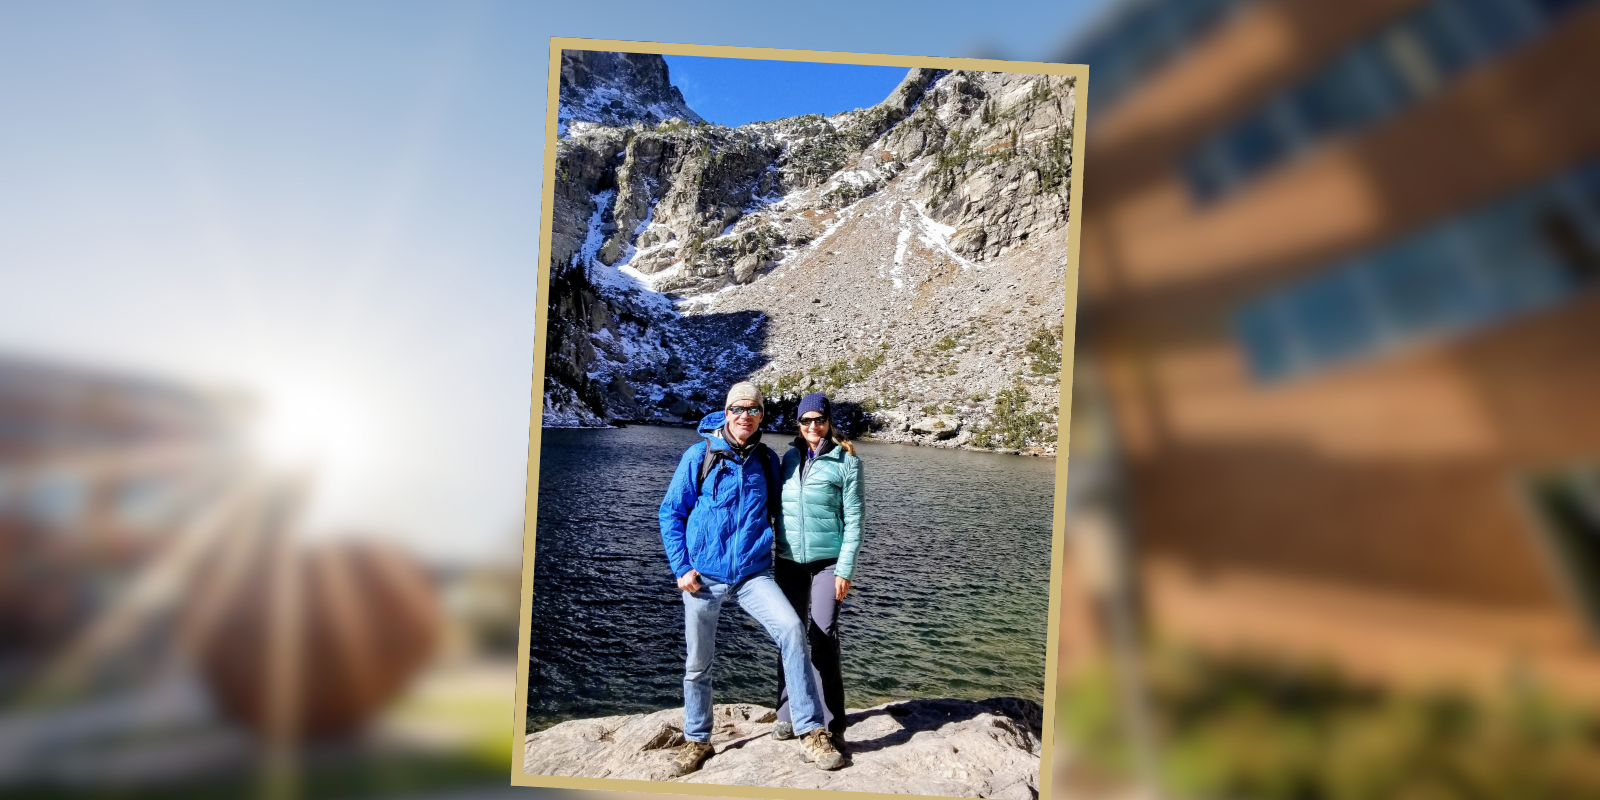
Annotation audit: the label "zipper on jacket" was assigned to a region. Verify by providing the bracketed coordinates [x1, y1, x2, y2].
[797, 449, 825, 563]
[735, 453, 742, 560]
[796, 451, 807, 563]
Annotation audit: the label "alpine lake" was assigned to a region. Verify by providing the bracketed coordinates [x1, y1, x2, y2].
[525, 424, 1057, 733]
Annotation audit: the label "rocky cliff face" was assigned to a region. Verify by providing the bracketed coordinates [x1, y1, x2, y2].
[523, 698, 1043, 797]
[558, 50, 703, 133]
[543, 54, 1075, 454]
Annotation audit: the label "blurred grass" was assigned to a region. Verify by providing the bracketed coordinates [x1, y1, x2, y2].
[2, 750, 507, 800]
[1059, 649, 1600, 800]
[4, 663, 516, 800]
[385, 675, 515, 765]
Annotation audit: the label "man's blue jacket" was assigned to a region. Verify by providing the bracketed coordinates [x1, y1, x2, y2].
[659, 411, 779, 585]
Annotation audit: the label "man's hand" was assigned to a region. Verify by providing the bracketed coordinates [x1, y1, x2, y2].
[834, 576, 851, 601]
[677, 570, 702, 593]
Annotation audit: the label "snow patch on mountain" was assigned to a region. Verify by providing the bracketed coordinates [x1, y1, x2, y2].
[891, 206, 912, 290]
[915, 206, 981, 271]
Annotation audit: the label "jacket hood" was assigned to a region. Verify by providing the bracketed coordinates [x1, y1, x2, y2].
[698, 411, 727, 437]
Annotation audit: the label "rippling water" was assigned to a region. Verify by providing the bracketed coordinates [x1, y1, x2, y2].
[526, 425, 1056, 733]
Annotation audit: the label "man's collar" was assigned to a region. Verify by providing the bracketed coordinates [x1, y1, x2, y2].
[721, 424, 761, 453]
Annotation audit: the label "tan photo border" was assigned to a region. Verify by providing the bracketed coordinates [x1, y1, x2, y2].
[512, 35, 1091, 800]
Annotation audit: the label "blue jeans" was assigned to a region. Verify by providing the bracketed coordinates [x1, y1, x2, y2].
[682, 570, 824, 743]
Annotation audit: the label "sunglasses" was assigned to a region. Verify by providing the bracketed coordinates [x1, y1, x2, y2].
[799, 416, 830, 427]
[726, 406, 763, 418]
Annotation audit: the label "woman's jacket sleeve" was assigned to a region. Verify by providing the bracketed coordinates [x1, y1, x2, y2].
[835, 454, 864, 580]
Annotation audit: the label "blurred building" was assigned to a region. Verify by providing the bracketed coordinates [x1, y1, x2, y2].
[0, 355, 248, 691]
[1060, 0, 1600, 698]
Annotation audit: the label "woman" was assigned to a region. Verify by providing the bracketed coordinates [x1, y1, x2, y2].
[770, 391, 864, 749]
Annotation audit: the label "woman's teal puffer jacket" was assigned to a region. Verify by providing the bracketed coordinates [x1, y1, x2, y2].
[776, 437, 864, 580]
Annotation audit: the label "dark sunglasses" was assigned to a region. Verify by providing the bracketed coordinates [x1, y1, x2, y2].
[799, 416, 830, 427]
[726, 406, 763, 417]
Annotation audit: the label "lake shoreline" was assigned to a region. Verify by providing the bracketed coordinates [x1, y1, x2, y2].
[541, 419, 1057, 458]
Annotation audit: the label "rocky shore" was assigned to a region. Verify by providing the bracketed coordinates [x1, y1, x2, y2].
[523, 697, 1043, 797]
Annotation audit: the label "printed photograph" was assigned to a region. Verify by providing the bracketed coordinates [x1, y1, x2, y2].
[11, 3, 1600, 800]
[515, 41, 1085, 798]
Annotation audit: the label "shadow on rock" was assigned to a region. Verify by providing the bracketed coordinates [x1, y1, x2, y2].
[846, 697, 1043, 756]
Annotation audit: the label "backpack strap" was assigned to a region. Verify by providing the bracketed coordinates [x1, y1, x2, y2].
[695, 441, 726, 496]
[693, 441, 782, 527]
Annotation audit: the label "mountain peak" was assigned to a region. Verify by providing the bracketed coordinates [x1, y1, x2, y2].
[558, 51, 704, 133]
[543, 63, 1077, 454]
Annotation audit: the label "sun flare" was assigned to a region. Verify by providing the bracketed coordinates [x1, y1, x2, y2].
[249, 376, 374, 473]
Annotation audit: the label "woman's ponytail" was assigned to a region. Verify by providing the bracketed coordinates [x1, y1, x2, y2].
[829, 427, 855, 456]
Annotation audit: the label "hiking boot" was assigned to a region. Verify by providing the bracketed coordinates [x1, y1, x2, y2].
[799, 727, 844, 770]
[667, 741, 714, 777]
[770, 721, 794, 740]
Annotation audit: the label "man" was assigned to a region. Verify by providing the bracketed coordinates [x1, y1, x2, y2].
[658, 382, 844, 776]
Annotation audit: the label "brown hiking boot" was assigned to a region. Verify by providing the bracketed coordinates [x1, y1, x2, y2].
[799, 727, 844, 770]
[667, 740, 714, 777]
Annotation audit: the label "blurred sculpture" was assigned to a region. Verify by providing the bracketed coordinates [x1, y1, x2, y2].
[193, 537, 443, 738]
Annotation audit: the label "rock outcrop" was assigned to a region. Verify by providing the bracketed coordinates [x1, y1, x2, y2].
[541, 54, 1075, 455]
[558, 51, 703, 133]
[523, 698, 1043, 798]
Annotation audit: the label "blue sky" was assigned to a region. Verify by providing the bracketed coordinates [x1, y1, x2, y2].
[664, 57, 910, 127]
[0, 0, 1110, 564]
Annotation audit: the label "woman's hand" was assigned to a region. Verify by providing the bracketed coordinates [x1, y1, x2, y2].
[834, 576, 851, 601]
[677, 570, 702, 593]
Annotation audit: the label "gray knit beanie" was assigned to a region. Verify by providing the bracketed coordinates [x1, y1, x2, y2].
[724, 381, 764, 411]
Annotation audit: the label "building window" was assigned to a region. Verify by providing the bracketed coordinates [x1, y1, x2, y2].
[1184, 0, 1596, 204]
[1290, 51, 1387, 138]
[1453, 0, 1542, 52]
[1234, 302, 1296, 380]
[1234, 160, 1600, 381]
[1222, 109, 1290, 178]
[26, 470, 88, 531]
[115, 479, 177, 531]
[1364, 228, 1486, 336]
[1284, 270, 1383, 363]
